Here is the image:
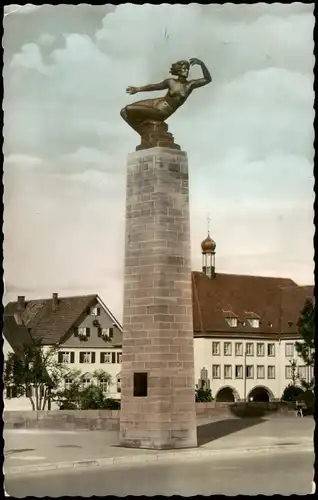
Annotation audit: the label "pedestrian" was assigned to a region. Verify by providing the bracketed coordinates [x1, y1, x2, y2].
[295, 400, 303, 417]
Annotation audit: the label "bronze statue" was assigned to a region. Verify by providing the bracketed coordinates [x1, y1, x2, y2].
[120, 58, 212, 150]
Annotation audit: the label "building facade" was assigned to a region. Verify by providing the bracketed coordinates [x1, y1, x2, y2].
[3, 294, 123, 410]
[192, 234, 314, 401]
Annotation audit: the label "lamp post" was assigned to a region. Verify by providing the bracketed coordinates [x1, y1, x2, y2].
[243, 344, 247, 401]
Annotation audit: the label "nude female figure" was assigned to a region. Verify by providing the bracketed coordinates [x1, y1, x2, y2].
[120, 58, 212, 134]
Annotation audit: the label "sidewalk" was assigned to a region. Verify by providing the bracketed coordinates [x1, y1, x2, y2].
[4, 417, 314, 476]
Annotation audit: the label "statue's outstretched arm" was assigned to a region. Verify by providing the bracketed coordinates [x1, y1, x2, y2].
[189, 59, 212, 90]
[138, 79, 170, 93]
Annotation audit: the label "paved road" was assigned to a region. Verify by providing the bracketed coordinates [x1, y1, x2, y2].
[6, 449, 314, 496]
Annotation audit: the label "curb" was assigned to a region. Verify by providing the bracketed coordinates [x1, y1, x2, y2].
[5, 442, 313, 476]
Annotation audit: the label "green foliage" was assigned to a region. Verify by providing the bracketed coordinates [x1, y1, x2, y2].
[281, 384, 304, 402]
[295, 298, 315, 367]
[56, 369, 115, 410]
[195, 382, 213, 402]
[4, 338, 67, 411]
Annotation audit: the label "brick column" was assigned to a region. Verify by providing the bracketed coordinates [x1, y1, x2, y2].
[119, 147, 197, 449]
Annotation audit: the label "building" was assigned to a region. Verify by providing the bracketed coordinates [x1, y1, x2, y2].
[3, 294, 123, 410]
[3, 234, 313, 409]
[193, 232, 314, 402]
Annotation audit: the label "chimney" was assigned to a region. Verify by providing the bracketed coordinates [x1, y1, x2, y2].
[17, 295, 25, 310]
[52, 293, 59, 312]
[14, 295, 25, 325]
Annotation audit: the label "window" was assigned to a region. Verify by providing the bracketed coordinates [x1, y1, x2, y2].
[246, 343, 254, 356]
[58, 351, 75, 364]
[98, 327, 114, 339]
[224, 365, 232, 379]
[224, 342, 232, 356]
[267, 343, 275, 357]
[235, 342, 243, 356]
[77, 327, 90, 338]
[268, 366, 275, 379]
[133, 372, 148, 397]
[246, 365, 254, 379]
[117, 352, 122, 364]
[212, 342, 220, 355]
[248, 318, 259, 328]
[79, 352, 96, 364]
[257, 365, 265, 379]
[212, 365, 221, 379]
[117, 376, 121, 393]
[235, 365, 243, 379]
[256, 343, 265, 356]
[100, 352, 111, 363]
[226, 317, 237, 327]
[62, 352, 70, 363]
[90, 306, 100, 316]
[285, 343, 294, 357]
[285, 365, 292, 379]
[298, 365, 307, 380]
[82, 378, 92, 389]
[100, 379, 109, 393]
[65, 379, 73, 391]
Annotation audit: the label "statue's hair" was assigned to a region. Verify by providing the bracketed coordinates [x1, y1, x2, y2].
[169, 60, 190, 76]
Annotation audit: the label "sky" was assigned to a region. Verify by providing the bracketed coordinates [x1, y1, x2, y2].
[3, 3, 315, 319]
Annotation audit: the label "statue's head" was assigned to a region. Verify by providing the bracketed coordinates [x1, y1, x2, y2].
[170, 60, 190, 79]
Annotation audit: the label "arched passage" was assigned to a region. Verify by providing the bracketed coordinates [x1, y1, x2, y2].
[215, 386, 240, 402]
[248, 386, 274, 402]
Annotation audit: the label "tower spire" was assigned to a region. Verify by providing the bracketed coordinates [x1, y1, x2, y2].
[201, 218, 216, 279]
[207, 212, 211, 237]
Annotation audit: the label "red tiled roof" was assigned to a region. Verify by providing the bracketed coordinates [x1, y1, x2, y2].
[191, 271, 308, 338]
[280, 285, 314, 334]
[4, 294, 98, 347]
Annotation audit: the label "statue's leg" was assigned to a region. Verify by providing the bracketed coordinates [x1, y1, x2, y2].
[120, 107, 140, 133]
[120, 103, 167, 133]
[126, 104, 167, 123]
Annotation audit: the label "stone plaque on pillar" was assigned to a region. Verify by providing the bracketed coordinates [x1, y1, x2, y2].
[119, 147, 198, 449]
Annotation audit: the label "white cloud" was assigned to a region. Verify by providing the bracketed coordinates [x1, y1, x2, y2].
[3, 4, 314, 318]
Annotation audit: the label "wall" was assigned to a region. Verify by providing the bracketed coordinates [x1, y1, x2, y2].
[4, 402, 296, 430]
[194, 337, 304, 401]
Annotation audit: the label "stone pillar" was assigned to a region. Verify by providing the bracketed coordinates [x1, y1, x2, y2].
[119, 147, 197, 449]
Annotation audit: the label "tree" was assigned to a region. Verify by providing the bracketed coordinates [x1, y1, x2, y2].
[295, 298, 315, 389]
[4, 339, 68, 411]
[281, 384, 304, 402]
[55, 369, 116, 410]
[195, 381, 213, 402]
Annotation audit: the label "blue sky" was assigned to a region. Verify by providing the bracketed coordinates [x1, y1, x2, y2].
[3, 4, 314, 318]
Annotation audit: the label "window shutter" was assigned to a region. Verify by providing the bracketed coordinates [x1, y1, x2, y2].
[91, 352, 95, 363]
[97, 307, 101, 316]
[98, 328, 102, 338]
[58, 352, 63, 363]
[70, 352, 75, 364]
[111, 352, 116, 364]
[79, 352, 84, 363]
[100, 352, 104, 363]
[74, 328, 78, 337]
[109, 327, 114, 338]
[86, 327, 91, 337]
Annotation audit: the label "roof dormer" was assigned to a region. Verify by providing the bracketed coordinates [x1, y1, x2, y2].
[245, 311, 260, 328]
[222, 310, 238, 328]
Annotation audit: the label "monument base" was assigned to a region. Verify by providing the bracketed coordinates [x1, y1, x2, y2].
[136, 121, 180, 151]
[119, 146, 197, 450]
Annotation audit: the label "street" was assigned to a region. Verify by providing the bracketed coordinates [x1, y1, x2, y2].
[6, 449, 314, 496]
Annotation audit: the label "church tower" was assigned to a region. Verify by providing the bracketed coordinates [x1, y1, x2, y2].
[201, 229, 216, 279]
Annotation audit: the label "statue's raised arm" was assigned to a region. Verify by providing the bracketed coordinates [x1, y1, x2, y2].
[120, 58, 212, 151]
